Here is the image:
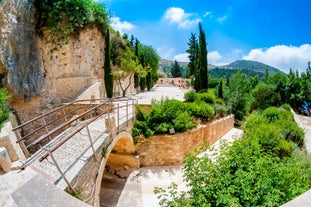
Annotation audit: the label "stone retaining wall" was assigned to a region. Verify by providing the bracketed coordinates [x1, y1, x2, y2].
[136, 115, 234, 166]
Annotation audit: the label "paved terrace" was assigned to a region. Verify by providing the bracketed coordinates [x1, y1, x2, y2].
[0, 100, 135, 207]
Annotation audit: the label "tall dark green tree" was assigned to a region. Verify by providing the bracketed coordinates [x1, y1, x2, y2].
[134, 38, 140, 88]
[198, 22, 208, 90]
[139, 54, 147, 91]
[186, 23, 208, 92]
[218, 79, 223, 99]
[186, 33, 197, 77]
[104, 28, 113, 98]
[171, 60, 182, 78]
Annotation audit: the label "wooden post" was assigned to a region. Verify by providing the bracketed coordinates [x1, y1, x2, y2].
[48, 150, 76, 194]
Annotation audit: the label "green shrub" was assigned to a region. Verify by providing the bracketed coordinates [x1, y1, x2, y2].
[242, 111, 266, 130]
[184, 90, 197, 102]
[173, 112, 195, 132]
[213, 104, 229, 117]
[280, 103, 291, 111]
[185, 102, 200, 117]
[197, 101, 215, 120]
[278, 120, 304, 147]
[198, 90, 217, 104]
[262, 107, 281, 123]
[0, 88, 9, 128]
[136, 105, 149, 122]
[276, 139, 294, 158]
[154, 122, 172, 134]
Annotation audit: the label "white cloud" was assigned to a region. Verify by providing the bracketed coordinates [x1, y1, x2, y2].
[208, 51, 222, 64]
[217, 15, 228, 24]
[243, 44, 311, 73]
[164, 7, 201, 29]
[203, 11, 212, 17]
[174, 53, 189, 62]
[110, 17, 136, 34]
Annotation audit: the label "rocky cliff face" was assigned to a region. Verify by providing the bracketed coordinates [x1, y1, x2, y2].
[0, 0, 45, 99]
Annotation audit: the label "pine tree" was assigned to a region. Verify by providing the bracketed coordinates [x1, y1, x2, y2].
[104, 28, 113, 98]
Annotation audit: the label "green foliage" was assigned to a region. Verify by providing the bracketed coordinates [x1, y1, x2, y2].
[213, 104, 229, 118]
[104, 28, 113, 98]
[198, 90, 217, 104]
[251, 83, 281, 110]
[195, 100, 215, 121]
[35, 0, 108, 45]
[101, 145, 108, 157]
[184, 90, 197, 102]
[171, 60, 182, 78]
[132, 99, 196, 138]
[186, 23, 208, 92]
[0, 88, 9, 128]
[173, 112, 195, 131]
[155, 106, 311, 207]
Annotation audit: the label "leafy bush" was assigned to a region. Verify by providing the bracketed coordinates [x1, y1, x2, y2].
[198, 90, 217, 104]
[184, 90, 197, 102]
[278, 120, 304, 147]
[185, 102, 200, 117]
[196, 101, 215, 120]
[213, 104, 229, 117]
[35, 0, 108, 44]
[280, 103, 291, 111]
[154, 122, 172, 134]
[173, 112, 195, 132]
[0, 88, 9, 128]
[155, 106, 311, 207]
[133, 99, 196, 138]
[262, 107, 282, 123]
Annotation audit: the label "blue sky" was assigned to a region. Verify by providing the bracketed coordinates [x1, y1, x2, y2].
[96, 0, 311, 73]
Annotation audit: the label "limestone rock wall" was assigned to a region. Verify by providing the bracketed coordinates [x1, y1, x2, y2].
[0, 0, 45, 98]
[37, 27, 106, 103]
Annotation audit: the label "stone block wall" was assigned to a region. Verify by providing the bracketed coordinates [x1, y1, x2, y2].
[136, 115, 234, 166]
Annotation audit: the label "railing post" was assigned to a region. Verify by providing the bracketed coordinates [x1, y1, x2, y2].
[42, 117, 53, 141]
[48, 150, 76, 194]
[85, 123, 97, 161]
[117, 103, 120, 133]
[62, 108, 68, 122]
[126, 102, 129, 126]
[15, 130, 30, 157]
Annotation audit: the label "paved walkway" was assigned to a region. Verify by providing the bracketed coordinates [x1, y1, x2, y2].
[0, 101, 134, 207]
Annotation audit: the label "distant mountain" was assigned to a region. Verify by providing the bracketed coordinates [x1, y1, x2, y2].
[223, 60, 282, 74]
[159, 59, 284, 80]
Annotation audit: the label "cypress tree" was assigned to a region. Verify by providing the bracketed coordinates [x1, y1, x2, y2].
[139, 54, 147, 91]
[134, 38, 140, 88]
[198, 22, 208, 90]
[218, 79, 223, 99]
[146, 71, 152, 91]
[104, 28, 113, 98]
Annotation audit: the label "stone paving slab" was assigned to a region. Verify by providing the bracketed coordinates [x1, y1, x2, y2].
[12, 174, 91, 207]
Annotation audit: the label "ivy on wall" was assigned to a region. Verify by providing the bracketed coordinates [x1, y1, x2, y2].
[34, 0, 108, 45]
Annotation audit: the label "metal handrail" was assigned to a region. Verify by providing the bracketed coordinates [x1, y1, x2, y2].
[26, 100, 111, 148]
[38, 101, 135, 162]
